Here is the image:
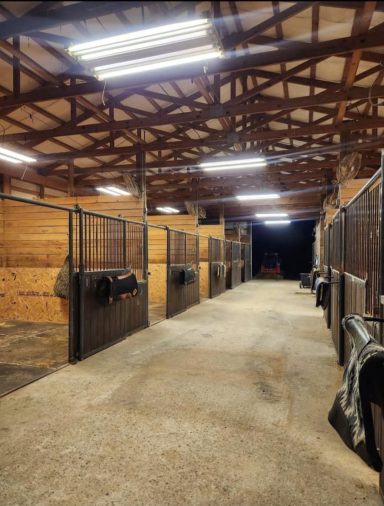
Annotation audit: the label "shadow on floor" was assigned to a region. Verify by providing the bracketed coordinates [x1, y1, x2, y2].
[0, 320, 68, 396]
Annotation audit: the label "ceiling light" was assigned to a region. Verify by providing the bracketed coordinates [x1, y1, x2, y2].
[77, 31, 210, 61]
[105, 186, 131, 196]
[94, 47, 221, 80]
[96, 187, 121, 196]
[202, 162, 266, 172]
[0, 147, 36, 164]
[256, 213, 288, 218]
[200, 156, 266, 170]
[0, 154, 22, 164]
[264, 220, 291, 225]
[68, 18, 223, 80]
[236, 193, 280, 201]
[156, 206, 179, 214]
[68, 18, 212, 56]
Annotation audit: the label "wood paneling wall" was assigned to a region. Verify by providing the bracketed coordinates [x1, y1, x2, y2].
[198, 223, 225, 239]
[147, 214, 197, 232]
[0, 194, 143, 323]
[339, 179, 370, 206]
[43, 194, 144, 222]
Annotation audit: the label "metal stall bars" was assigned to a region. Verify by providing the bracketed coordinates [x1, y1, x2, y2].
[209, 237, 226, 298]
[72, 209, 148, 360]
[226, 240, 242, 289]
[342, 170, 381, 365]
[323, 223, 332, 329]
[329, 209, 344, 365]
[167, 229, 199, 318]
[241, 242, 252, 282]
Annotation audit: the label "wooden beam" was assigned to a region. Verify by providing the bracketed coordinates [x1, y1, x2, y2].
[0, 163, 68, 191]
[0, 24, 383, 110]
[0, 2, 148, 38]
[223, 2, 318, 49]
[5, 84, 384, 145]
[12, 36, 20, 97]
[334, 1, 376, 125]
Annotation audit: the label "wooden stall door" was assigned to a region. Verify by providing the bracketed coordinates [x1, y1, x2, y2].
[241, 243, 252, 282]
[209, 238, 226, 298]
[225, 240, 232, 289]
[231, 242, 242, 289]
[167, 230, 199, 318]
[73, 212, 148, 360]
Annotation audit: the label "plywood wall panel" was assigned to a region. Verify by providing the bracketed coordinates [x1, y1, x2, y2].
[0, 267, 68, 323]
[198, 224, 225, 239]
[148, 225, 167, 264]
[148, 215, 197, 233]
[199, 262, 209, 299]
[148, 263, 167, 305]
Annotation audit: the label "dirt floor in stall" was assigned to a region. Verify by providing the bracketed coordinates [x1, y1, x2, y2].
[0, 321, 68, 396]
[0, 280, 381, 505]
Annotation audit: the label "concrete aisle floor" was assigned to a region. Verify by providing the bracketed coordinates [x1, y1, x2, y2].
[0, 280, 381, 506]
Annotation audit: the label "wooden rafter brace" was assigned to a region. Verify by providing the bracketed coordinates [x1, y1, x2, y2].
[334, 1, 377, 126]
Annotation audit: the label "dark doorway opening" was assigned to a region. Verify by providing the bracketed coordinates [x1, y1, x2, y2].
[252, 220, 315, 280]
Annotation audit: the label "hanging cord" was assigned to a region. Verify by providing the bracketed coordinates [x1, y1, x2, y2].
[101, 79, 107, 107]
[368, 80, 384, 108]
[21, 163, 27, 180]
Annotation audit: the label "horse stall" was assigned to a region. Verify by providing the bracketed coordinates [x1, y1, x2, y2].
[0, 194, 73, 396]
[241, 242, 252, 282]
[147, 224, 167, 325]
[197, 223, 226, 302]
[147, 214, 198, 321]
[325, 169, 384, 496]
[198, 234, 210, 301]
[328, 210, 344, 365]
[226, 240, 242, 289]
[342, 172, 381, 365]
[323, 224, 332, 329]
[71, 210, 148, 360]
[167, 229, 199, 318]
[209, 237, 226, 298]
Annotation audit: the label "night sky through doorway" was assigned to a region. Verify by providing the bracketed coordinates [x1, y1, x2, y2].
[252, 220, 315, 279]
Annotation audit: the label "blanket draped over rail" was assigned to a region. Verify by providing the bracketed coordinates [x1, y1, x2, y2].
[328, 322, 384, 471]
[212, 262, 226, 278]
[315, 277, 330, 309]
[97, 271, 138, 304]
[181, 265, 197, 286]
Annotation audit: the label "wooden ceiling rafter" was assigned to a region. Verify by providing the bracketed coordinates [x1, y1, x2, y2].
[0, 1, 383, 220]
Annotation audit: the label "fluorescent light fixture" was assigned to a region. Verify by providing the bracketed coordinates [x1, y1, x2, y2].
[236, 193, 280, 201]
[94, 47, 221, 80]
[200, 157, 265, 168]
[156, 206, 180, 214]
[200, 157, 266, 171]
[77, 30, 210, 61]
[68, 18, 223, 80]
[96, 187, 121, 196]
[105, 186, 131, 196]
[0, 147, 36, 164]
[264, 220, 291, 225]
[0, 154, 22, 164]
[68, 18, 212, 56]
[256, 213, 288, 218]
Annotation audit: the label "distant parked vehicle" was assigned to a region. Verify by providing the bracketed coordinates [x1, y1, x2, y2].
[260, 252, 281, 276]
